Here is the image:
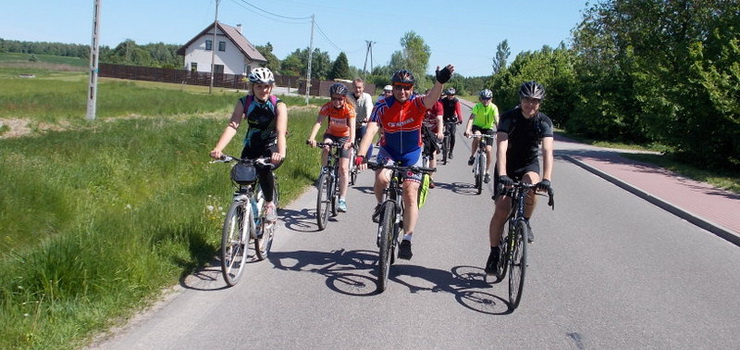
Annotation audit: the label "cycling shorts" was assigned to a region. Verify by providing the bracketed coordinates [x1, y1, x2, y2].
[471, 126, 496, 146]
[376, 146, 423, 183]
[322, 134, 352, 158]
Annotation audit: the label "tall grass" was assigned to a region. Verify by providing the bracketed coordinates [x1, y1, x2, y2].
[0, 82, 322, 348]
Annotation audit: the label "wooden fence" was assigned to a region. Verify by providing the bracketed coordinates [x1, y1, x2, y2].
[98, 63, 375, 96]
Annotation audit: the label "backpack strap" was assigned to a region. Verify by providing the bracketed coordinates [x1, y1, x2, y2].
[242, 94, 278, 111]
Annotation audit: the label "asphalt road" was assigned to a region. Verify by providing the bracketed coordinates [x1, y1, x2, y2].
[89, 105, 740, 350]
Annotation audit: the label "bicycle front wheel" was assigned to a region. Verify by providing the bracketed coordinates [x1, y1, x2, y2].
[508, 219, 529, 310]
[255, 185, 278, 260]
[348, 147, 358, 186]
[441, 138, 450, 165]
[476, 153, 486, 194]
[221, 201, 251, 286]
[316, 172, 331, 230]
[376, 201, 396, 293]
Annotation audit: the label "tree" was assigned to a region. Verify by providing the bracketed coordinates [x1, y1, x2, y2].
[256, 42, 280, 73]
[328, 52, 350, 80]
[389, 31, 431, 87]
[492, 39, 510, 74]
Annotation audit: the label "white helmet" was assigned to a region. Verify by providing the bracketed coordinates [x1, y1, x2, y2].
[248, 67, 274, 84]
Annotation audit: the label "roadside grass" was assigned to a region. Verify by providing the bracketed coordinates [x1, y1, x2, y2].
[0, 106, 320, 349]
[557, 131, 740, 194]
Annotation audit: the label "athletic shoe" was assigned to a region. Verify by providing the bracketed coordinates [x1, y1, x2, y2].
[338, 199, 347, 212]
[448, 152, 454, 160]
[264, 202, 277, 223]
[468, 156, 475, 166]
[398, 240, 413, 260]
[484, 173, 491, 184]
[484, 246, 501, 275]
[429, 180, 435, 189]
[525, 219, 534, 243]
[372, 204, 382, 223]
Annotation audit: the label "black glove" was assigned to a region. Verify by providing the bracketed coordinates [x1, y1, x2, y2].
[536, 179, 551, 191]
[498, 175, 514, 186]
[436, 66, 452, 84]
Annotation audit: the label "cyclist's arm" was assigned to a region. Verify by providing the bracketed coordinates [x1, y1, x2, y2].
[211, 100, 245, 159]
[422, 64, 454, 109]
[435, 113, 444, 139]
[307, 113, 326, 147]
[273, 101, 288, 163]
[495, 131, 509, 176]
[455, 102, 463, 123]
[347, 116, 357, 149]
[464, 112, 475, 136]
[541, 136, 554, 181]
[358, 121, 380, 158]
[362, 94, 373, 121]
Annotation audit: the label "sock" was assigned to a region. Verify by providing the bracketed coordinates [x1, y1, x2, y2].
[403, 233, 413, 241]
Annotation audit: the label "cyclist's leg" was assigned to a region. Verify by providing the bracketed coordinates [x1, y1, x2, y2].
[321, 135, 333, 166]
[338, 157, 349, 197]
[522, 171, 541, 219]
[400, 151, 424, 238]
[448, 122, 457, 155]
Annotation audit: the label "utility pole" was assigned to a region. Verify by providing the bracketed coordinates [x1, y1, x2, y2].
[305, 14, 315, 105]
[86, 0, 102, 121]
[362, 40, 375, 76]
[209, 0, 220, 94]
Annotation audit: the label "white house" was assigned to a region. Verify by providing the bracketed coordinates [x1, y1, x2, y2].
[177, 21, 267, 76]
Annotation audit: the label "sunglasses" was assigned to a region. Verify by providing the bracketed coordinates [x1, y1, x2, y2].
[393, 83, 413, 90]
[331, 97, 345, 102]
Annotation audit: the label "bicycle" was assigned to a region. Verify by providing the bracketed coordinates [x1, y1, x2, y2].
[211, 154, 279, 286]
[348, 139, 360, 186]
[368, 161, 436, 292]
[493, 181, 554, 310]
[468, 133, 496, 195]
[440, 121, 455, 165]
[311, 142, 344, 231]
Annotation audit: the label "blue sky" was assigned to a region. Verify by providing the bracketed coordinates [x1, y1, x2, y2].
[0, 0, 589, 77]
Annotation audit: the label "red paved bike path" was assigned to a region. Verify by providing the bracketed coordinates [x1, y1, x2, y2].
[557, 135, 740, 246]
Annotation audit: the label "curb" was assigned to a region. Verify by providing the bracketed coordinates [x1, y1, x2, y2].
[564, 155, 740, 247]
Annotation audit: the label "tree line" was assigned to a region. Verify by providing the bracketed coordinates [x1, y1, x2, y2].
[2, 0, 736, 170]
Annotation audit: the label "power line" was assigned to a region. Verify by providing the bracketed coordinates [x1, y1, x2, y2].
[231, 0, 312, 21]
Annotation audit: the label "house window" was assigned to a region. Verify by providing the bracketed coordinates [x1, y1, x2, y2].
[190, 62, 197, 72]
[218, 41, 226, 52]
[205, 40, 212, 51]
[214, 65, 224, 75]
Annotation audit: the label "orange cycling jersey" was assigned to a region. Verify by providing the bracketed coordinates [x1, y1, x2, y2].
[320, 102, 356, 137]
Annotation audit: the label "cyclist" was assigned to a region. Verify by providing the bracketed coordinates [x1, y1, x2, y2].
[464, 89, 499, 184]
[210, 67, 287, 223]
[347, 78, 374, 159]
[422, 89, 444, 188]
[356, 65, 455, 260]
[377, 85, 393, 102]
[439, 87, 463, 159]
[307, 83, 357, 212]
[485, 81, 554, 275]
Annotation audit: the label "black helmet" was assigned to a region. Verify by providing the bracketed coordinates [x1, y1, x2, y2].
[329, 83, 348, 96]
[444, 87, 457, 95]
[391, 70, 415, 85]
[519, 81, 545, 100]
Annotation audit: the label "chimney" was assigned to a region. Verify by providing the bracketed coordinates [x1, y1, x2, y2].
[236, 24, 242, 34]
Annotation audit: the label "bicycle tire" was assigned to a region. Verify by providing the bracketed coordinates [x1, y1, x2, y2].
[330, 174, 338, 217]
[255, 186, 278, 260]
[221, 201, 251, 286]
[376, 201, 396, 293]
[508, 219, 529, 309]
[316, 172, 331, 230]
[476, 153, 485, 195]
[348, 147, 358, 186]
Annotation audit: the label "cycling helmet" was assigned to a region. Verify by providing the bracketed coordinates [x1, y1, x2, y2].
[479, 89, 493, 99]
[383, 85, 392, 92]
[248, 67, 275, 84]
[329, 83, 349, 96]
[444, 87, 456, 95]
[519, 81, 545, 100]
[391, 70, 415, 85]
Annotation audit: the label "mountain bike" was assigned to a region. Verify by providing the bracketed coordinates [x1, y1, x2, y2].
[368, 161, 436, 292]
[468, 134, 496, 195]
[311, 142, 344, 231]
[440, 121, 455, 165]
[211, 155, 279, 286]
[493, 181, 554, 309]
[349, 140, 360, 186]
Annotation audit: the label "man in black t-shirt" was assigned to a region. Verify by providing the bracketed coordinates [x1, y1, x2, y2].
[484, 81, 554, 275]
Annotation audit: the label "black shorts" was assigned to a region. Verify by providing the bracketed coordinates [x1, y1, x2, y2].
[493, 159, 539, 193]
[322, 133, 352, 158]
[471, 126, 495, 146]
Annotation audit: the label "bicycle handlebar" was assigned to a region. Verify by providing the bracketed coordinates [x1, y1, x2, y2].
[497, 181, 555, 210]
[367, 161, 436, 174]
[467, 134, 496, 139]
[210, 154, 274, 169]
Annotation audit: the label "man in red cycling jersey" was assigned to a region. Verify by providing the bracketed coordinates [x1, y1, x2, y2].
[356, 64, 455, 260]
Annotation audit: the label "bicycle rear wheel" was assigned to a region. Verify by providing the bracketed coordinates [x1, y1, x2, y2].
[316, 172, 331, 230]
[376, 201, 396, 293]
[255, 185, 278, 260]
[508, 219, 529, 309]
[221, 201, 251, 286]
